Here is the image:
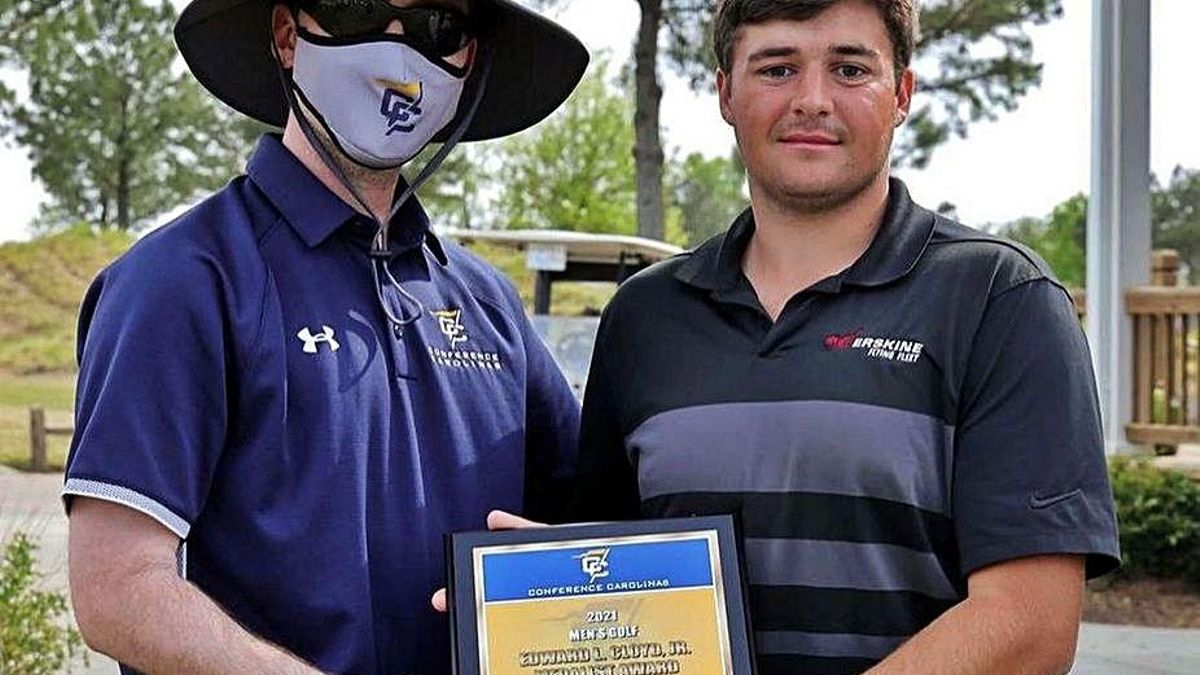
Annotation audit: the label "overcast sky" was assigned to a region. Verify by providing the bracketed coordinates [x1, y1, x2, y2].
[0, 0, 1196, 241]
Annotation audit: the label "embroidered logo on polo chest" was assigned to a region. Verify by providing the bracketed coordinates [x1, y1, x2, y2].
[297, 325, 340, 354]
[427, 308, 504, 372]
[824, 328, 925, 364]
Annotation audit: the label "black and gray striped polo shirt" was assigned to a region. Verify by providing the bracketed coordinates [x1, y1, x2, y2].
[573, 178, 1120, 675]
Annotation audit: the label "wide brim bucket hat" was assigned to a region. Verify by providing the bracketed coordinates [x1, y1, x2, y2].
[174, 0, 589, 142]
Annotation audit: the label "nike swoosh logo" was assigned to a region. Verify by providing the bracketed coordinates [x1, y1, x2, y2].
[1029, 488, 1083, 510]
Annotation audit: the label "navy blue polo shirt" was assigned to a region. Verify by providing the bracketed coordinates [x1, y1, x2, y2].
[63, 134, 580, 675]
[574, 178, 1120, 675]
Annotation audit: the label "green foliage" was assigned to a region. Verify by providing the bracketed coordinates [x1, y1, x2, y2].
[996, 169, 1200, 286]
[999, 193, 1086, 286]
[413, 143, 494, 230]
[0, 533, 86, 673]
[0, 0, 249, 231]
[668, 149, 746, 246]
[0, 225, 133, 374]
[1152, 166, 1200, 284]
[1108, 458, 1200, 583]
[494, 58, 638, 234]
[900, 0, 1063, 168]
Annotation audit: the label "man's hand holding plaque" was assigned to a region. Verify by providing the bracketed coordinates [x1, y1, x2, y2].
[442, 515, 754, 675]
[433, 510, 546, 613]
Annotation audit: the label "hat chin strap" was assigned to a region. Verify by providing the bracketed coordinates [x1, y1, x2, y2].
[376, 42, 493, 256]
[270, 34, 493, 329]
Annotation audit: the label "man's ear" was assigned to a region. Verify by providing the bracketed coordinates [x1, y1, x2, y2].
[464, 39, 479, 74]
[717, 69, 734, 127]
[271, 4, 299, 69]
[894, 68, 915, 126]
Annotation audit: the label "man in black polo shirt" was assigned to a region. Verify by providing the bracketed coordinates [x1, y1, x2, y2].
[574, 1, 1119, 673]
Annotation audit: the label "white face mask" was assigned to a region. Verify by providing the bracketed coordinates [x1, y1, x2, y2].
[291, 31, 468, 169]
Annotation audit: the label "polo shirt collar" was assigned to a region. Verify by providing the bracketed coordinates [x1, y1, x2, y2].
[676, 177, 934, 293]
[246, 134, 448, 265]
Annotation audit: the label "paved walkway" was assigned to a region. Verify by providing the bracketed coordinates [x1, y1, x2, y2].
[3, 466, 1198, 674]
[1151, 443, 1200, 479]
[1075, 623, 1200, 673]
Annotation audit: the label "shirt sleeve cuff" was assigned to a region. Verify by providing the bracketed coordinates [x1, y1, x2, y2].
[61, 478, 191, 539]
[960, 532, 1121, 581]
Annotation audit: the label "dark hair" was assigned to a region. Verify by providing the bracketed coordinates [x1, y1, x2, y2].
[713, 0, 918, 86]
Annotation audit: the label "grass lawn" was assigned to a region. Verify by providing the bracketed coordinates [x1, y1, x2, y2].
[0, 372, 75, 472]
[463, 241, 615, 316]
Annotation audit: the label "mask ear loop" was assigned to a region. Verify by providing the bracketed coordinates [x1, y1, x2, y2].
[270, 13, 492, 331]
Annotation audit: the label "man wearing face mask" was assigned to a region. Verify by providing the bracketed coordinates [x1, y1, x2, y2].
[61, 1, 587, 674]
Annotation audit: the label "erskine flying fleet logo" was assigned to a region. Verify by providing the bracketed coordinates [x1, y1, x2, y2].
[824, 328, 925, 364]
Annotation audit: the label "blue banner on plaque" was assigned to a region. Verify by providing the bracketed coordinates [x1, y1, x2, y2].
[481, 537, 714, 602]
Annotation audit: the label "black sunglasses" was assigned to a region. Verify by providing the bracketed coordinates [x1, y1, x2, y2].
[295, 0, 474, 57]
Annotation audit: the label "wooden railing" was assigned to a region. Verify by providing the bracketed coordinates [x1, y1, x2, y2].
[1125, 287, 1200, 448]
[1067, 251, 1199, 451]
[29, 407, 72, 472]
[1071, 290, 1086, 323]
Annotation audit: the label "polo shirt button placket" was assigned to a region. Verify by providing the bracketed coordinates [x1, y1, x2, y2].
[759, 294, 817, 356]
[379, 289, 414, 379]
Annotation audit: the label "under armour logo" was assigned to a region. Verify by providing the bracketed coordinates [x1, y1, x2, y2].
[574, 548, 611, 584]
[297, 325, 340, 354]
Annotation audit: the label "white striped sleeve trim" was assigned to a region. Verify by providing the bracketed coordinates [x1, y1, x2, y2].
[62, 479, 191, 539]
[178, 542, 188, 580]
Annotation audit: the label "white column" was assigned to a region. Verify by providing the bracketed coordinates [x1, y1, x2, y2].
[1086, 0, 1152, 452]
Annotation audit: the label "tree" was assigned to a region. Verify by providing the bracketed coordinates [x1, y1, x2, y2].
[633, 0, 668, 242]
[998, 193, 1086, 286]
[1152, 167, 1200, 284]
[998, 169, 1200, 287]
[411, 144, 493, 230]
[535, 0, 1063, 241]
[669, 148, 746, 245]
[493, 59, 638, 235]
[0, 0, 249, 231]
[899, 0, 1064, 168]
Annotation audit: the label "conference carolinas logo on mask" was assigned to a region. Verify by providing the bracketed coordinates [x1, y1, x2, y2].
[376, 78, 424, 135]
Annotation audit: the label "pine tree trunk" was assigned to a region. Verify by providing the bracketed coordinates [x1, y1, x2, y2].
[116, 92, 131, 230]
[117, 156, 131, 231]
[634, 0, 665, 241]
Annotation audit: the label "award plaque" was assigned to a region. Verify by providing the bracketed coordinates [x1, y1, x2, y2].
[447, 516, 754, 675]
